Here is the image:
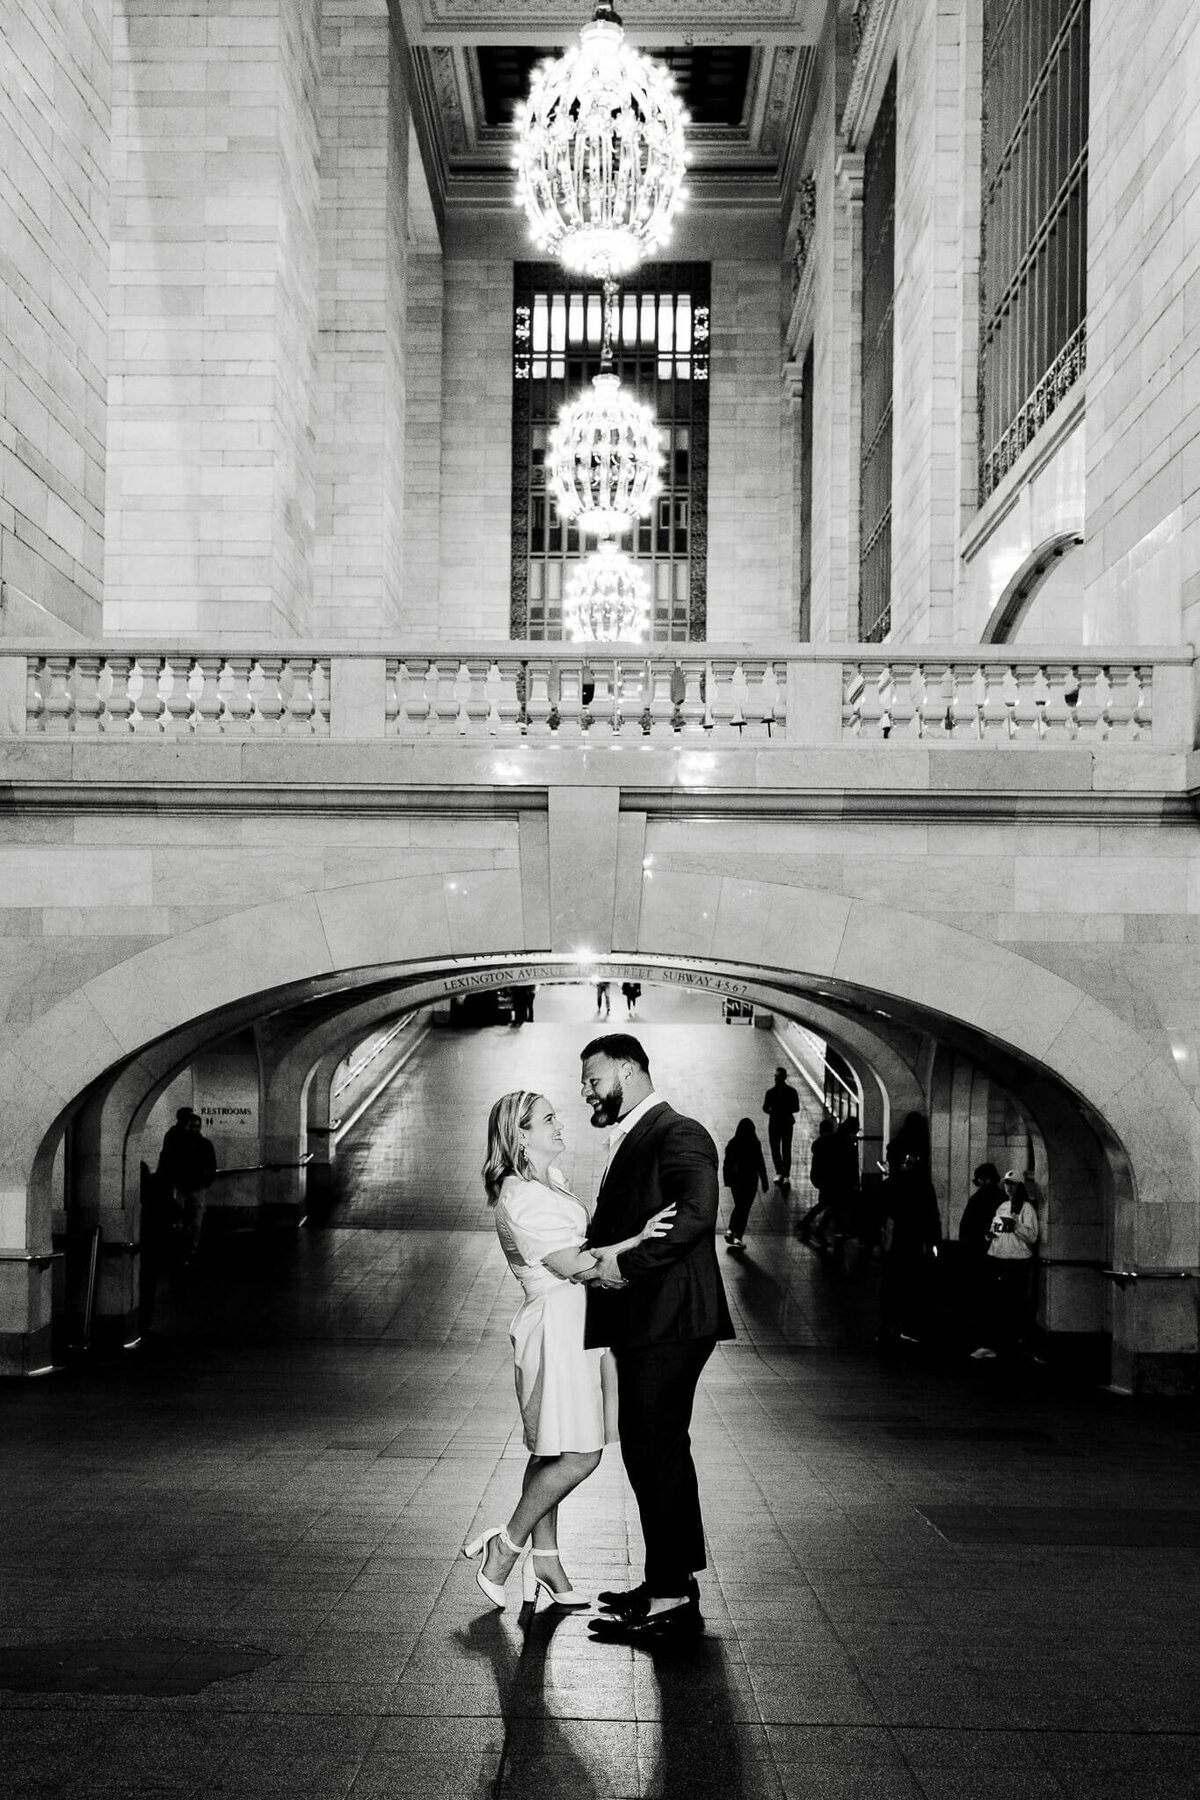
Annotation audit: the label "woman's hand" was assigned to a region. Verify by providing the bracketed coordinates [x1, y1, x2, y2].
[638, 1204, 676, 1243]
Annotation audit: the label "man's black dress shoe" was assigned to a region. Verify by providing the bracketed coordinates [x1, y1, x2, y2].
[597, 1578, 699, 1615]
[588, 1597, 703, 1644]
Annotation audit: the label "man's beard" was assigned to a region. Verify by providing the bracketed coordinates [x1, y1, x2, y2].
[588, 1080, 624, 1129]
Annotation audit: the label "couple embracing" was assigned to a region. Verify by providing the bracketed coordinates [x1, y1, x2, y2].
[465, 1033, 733, 1643]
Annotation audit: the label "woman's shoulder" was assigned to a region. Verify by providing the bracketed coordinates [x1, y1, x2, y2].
[497, 1172, 574, 1213]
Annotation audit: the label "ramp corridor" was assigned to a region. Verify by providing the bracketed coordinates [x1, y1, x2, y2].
[2, 996, 1199, 1799]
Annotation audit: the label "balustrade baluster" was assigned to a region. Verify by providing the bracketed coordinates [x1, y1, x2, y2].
[525, 660, 553, 736]
[899, 663, 924, 737]
[26, 657, 45, 732]
[254, 656, 285, 734]
[932, 663, 958, 737]
[41, 654, 75, 735]
[1062, 665, 1083, 739]
[1001, 664, 1023, 739]
[392, 660, 428, 735]
[194, 655, 225, 735]
[679, 660, 706, 733]
[1092, 665, 1115, 741]
[1126, 665, 1148, 740]
[284, 657, 317, 733]
[425, 659, 457, 734]
[586, 661, 617, 741]
[492, 660, 524, 733]
[875, 663, 895, 738]
[71, 655, 104, 735]
[843, 663, 865, 737]
[755, 661, 782, 736]
[103, 656, 135, 733]
[223, 656, 255, 734]
[1104, 664, 1144, 740]
[555, 660, 583, 739]
[648, 662, 675, 736]
[132, 656, 163, 734]
[159, 659, 194, 735]
[384, 661, 400, 733]
[728, 662, 749, 735]
[1030, 665, 1052, 740]
[314, 659, 331, 734]
[978, 664, 1009, 738]
[453, 661, 478, 736]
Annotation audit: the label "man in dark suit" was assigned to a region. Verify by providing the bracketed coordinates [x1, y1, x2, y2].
[578, 1033, 733, 1643]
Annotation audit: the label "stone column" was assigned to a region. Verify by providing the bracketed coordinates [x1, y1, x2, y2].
[313, 1, 410, 637]
[105, 0, 322, 638]
[890, 0, 982, 640]
[814, 148, 864, 642]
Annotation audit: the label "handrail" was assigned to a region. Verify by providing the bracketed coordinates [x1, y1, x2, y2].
[1102, 1266, 1199, 1283]
[3, 642, 1192, 749]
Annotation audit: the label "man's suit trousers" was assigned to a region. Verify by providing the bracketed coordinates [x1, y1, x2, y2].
[613, 1338, 715, 1593]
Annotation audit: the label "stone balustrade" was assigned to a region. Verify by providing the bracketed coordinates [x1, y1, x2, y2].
[1, 644, 1195, 747]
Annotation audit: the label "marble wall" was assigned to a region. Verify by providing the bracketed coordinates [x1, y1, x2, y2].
[313, 1, 408, 637]
[1084, 0, 1200, 649]
[0, 0, 111, 637]
[105, 0, 322, 638]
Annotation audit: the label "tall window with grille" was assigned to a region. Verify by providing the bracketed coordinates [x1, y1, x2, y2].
[512, 263, 710, 641]
[798, 338, 814, 640]
[859, 68, 896, 644]
[979, 0, 1088, 499]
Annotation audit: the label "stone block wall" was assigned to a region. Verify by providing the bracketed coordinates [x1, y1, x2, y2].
[403, 243, 445, 637]
[1085, 0, 1200, 648]
[105, 0, 322, 639]
[707, 260, 789, 639]
[890, 0, 981, 640]
[0, 0, 111, 637]
[313, 1, 408, 637]
[438, 245, 514, 640]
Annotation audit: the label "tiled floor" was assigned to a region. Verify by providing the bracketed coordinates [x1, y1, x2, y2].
[3, 993, 1200, 1798]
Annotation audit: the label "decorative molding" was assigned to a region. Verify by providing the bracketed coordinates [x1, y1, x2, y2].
[834, 148, 864, 206]
[784, 253, 814, 364]
[790, 172, 816, 295]
[396, 0, 826, 45]
[840, 0, 900, 149]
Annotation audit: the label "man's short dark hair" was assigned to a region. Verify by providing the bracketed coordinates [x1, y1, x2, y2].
[176, 1106, 194, 1122]
[973, 1162, 1000, 1184]
[581, 1033, 651, 1074]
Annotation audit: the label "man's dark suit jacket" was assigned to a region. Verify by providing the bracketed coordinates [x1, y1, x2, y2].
[583, 1101, 735, 1351]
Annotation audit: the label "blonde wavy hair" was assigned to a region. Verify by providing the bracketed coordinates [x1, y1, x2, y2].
[482, 1090, 542, 1206]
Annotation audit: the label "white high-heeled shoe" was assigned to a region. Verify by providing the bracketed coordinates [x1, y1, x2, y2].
[522, 1547, 590, 1609]
[463, 1523, 523, 1609]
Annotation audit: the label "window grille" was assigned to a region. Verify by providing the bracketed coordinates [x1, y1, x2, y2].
[859, 67, 896, 644]
[512, 263, 710, 642]
[979, 0, 1088, 500]
[798, 338, 814, 640]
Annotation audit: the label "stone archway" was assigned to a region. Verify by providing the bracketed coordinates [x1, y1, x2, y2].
[4, 872, 1198, 1383]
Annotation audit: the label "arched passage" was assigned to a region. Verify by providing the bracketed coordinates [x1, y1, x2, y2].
[4, 872, 1198, 1386]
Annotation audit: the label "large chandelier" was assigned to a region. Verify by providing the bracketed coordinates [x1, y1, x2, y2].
[513, 2, 688, 280]
[547, 278, 664, 538]
[564, 541, 650, 642]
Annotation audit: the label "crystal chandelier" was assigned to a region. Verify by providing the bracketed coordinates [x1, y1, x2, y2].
[546, 278, 664, 539]
[564, 541, 651, 642]
[513, 1, 688, 280]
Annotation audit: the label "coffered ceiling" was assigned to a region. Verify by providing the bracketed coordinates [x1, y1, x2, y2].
[397, 0, 830, 218]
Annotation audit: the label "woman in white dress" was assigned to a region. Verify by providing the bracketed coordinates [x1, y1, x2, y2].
[464, 1089, 674, 1609]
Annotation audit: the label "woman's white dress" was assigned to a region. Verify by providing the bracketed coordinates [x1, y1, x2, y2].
[493, 1171, 617, 1455]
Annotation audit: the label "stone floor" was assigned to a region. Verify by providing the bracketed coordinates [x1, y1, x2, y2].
[3, 992, 1200, 1798]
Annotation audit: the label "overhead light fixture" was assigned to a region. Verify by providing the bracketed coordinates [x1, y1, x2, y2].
[564, 540, 650, 642]
[546, 276, 664, 539]
[513, 1, 688, 280]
